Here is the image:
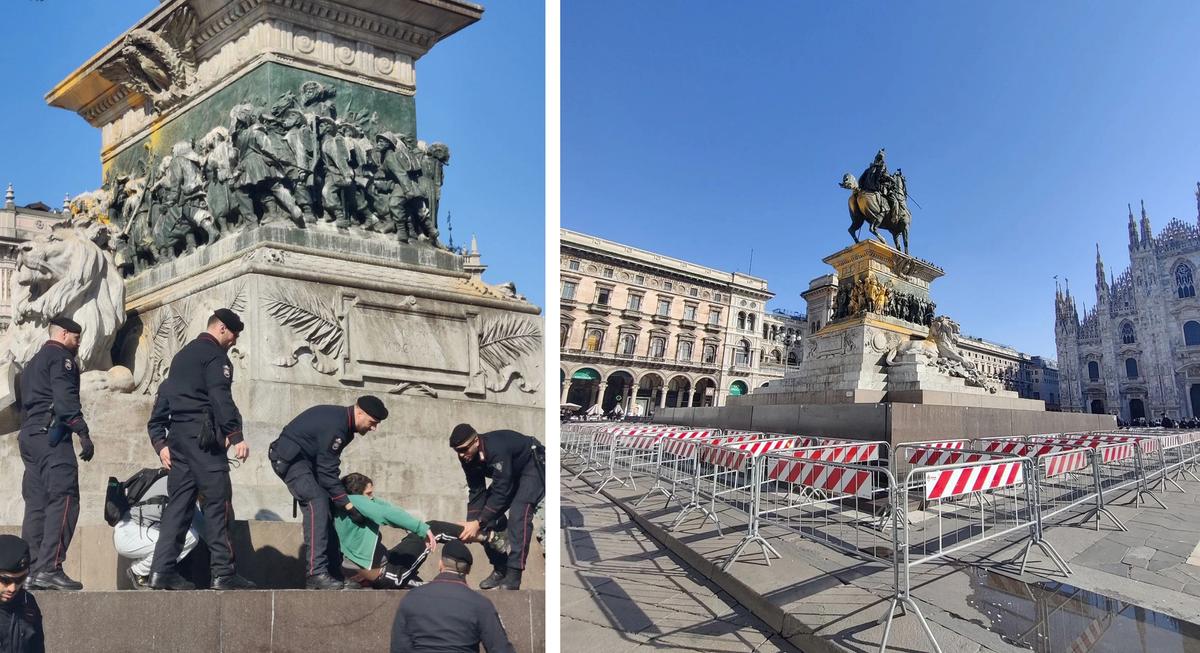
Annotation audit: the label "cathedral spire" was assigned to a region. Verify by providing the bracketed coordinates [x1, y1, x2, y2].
[1128, 203, 1139, 247]
[1140, 199, 1153, 243]
[1095, 244, 1108, 300]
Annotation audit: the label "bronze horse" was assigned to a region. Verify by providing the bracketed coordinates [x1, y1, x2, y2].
[841, 173, 910, 253]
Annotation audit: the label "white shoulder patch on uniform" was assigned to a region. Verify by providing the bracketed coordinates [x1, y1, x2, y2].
[222, 364, 231, 379]
[64, 359, 73, 371]
[332, 437, 343, 452]
[492, 460, 503, 473]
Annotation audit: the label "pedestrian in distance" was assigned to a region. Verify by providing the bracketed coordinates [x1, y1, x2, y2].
[268, 396, 388, 589]
[147, 308, 255, 591]
[19, 317, 91, 591]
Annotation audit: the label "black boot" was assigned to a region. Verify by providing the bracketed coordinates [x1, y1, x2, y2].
[29, 569, 83, 591]
[498, 568, 522, 590]
[305, 572, 344, 590]
[212, 573, 257, 590]
[478, 566, 506, 590]
[148, 572, 195, 591]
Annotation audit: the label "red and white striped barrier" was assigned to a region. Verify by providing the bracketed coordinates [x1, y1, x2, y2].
[924, 460, 1025, 500]
[1042, 449, 1090, 478]
[767, 459, 875, 498]
[703, 436, 818, 469]
[660, 430, 735, 457]
[905, 441, 968, 466]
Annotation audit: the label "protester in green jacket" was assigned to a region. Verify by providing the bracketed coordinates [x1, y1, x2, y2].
[335, 472, 507, 589]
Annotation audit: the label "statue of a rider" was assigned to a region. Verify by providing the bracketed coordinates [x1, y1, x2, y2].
[859, 148, 902, 223]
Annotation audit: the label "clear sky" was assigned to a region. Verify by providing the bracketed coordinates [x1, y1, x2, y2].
[0, 0, 544, 308]
[563, 1, 1200, 358]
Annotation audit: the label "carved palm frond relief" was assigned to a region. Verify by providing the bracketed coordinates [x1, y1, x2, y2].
[478, 317, 541, 372]
[264, 290, 344, 374]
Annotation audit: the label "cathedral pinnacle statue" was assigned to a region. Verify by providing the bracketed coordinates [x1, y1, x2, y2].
[841, 148, 912, 253]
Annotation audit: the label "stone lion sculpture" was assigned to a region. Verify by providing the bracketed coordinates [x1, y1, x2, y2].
[884, 315, 995, 392]
[0, 219, 127, 373]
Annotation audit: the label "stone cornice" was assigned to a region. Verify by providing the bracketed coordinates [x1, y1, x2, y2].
[47, 0, 481, 130]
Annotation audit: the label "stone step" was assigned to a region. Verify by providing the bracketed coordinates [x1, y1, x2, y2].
[27, 588, 544, 652]
[0, 519, 544, 592]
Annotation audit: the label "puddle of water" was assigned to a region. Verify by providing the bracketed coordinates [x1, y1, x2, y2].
[964, 567, 1200, 652]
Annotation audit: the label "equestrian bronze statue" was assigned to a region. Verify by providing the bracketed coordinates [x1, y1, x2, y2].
[841, 148, 911, 253]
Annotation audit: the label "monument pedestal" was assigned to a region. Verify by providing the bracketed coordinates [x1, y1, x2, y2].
[662, 239, 1114, 442]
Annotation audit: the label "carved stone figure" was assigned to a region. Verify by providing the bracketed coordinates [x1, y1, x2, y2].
[153, 140, 217, 256]
[198, 126, 245, 232]
[230, 104, 305, 227]
[841, 148, 912, 253]
[411, 142, 449, 248]
[0, 220, 126, 372]
[883, 315, 995, 392]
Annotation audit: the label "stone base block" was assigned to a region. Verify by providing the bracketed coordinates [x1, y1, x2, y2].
[29, 588, 543, 653]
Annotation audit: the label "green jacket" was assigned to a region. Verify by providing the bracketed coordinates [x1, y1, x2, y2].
[334, 494, 430, 569]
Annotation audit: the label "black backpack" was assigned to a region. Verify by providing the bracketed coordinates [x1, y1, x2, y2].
[104, 467, 168, 526]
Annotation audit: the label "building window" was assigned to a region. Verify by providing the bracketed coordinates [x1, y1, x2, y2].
[561, 281, 577, 300]
[635, 274, 645, 285]
[560, 324, 570, 348]
[1186, 321, 1200, 346]
[1121, 322, 1136, 344]
[657, 298, 671, 316]
[747, 314, 756, 332]
[709, 308, 722, 325]
[787, 352, 798, 365]
[584, 329, 604, 352]
[1088, 360, 1100, 381]
[703, 344, 717, 363]
[603, 267, 614, 279]
[714, 292, 722, 302]
[683, 305, 697, 321]
[663, 281, 673, 291]
[627, 294, 642, 312]
[677, 340, 693, 361]
[690, 288, 698, 297]
[1125, 357, 1139, 379]
[1178, 263, 1196, 298]
[737, 312, 746, 330]
[595, 288, 610, 305]
[734, 339, 751, 366]
[620, 334, 637, 356]
[650, 337, 666, 359]
[567, 259, 580, 271]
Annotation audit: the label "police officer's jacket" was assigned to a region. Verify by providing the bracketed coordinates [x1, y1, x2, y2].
[272, 405, 356, 508]
[18, 340, 86, 438]
[0, 590, 43, 653]
[160, 333, 243, 444]
[389, 572, 514, 653]
[461, 430, 543, 528]
[147, 390, 169, 454]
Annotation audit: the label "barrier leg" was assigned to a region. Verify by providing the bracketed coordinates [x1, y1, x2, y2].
[878, 595, 942, 653]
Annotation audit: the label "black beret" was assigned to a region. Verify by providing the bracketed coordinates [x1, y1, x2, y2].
[211, 308, 244, 334]
[449, 423, 477, 448]
[49, 316, 82, 334]
[441, 539, 473, 566]
[0, 535, 30, 573]
[356, 395, 388, 420]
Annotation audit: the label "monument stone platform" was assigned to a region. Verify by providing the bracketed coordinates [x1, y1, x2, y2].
[661, 237, 1113, 442]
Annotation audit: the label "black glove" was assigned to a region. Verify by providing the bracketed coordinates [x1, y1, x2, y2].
[343, 505, 370, 527]
[78, 433, 95, 462]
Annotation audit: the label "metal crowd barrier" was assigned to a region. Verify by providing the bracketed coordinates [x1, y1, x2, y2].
[628, 429, 722, 506]
[592, 426, 687, 493]
[574, 424, 670, 486]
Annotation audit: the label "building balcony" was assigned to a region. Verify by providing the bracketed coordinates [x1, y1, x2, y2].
[561, 297, 578, 309]
[586, 302, 612, 315]
[679, 319, 699, 330]
[651, 314, 671, 326]
[620, 308, 644, 320]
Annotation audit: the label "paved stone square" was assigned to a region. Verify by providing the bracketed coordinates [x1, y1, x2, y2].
[560, 472, 801, 652]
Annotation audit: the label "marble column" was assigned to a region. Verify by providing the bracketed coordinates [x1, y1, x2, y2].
[659, 387, 668, 409]
[684, 386, 693, 408]
[560, 379, 572, 404]
[595, 381, 608, 411]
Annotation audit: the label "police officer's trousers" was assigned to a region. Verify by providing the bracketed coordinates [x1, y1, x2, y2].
[483, 466, 545, 571]
[19, 431, 79, 575]
[151, 423, 238, 579]
[271, 457, 341, 577]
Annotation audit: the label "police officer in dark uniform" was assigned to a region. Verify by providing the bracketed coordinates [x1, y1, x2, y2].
[0, 534, 44, 653]
[148, 309, 255, 591]
[268, 396, 389, 589]
[390, 539, 514, 653]
[19, 317, 91, 592]
[449, 423, 544, 590]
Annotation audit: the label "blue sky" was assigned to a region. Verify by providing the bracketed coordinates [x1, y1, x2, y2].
[0, 0, 544, 308]
[563, 1, 1200, 358]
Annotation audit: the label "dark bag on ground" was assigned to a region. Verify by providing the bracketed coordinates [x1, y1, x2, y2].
[103, 467, 169, 526]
